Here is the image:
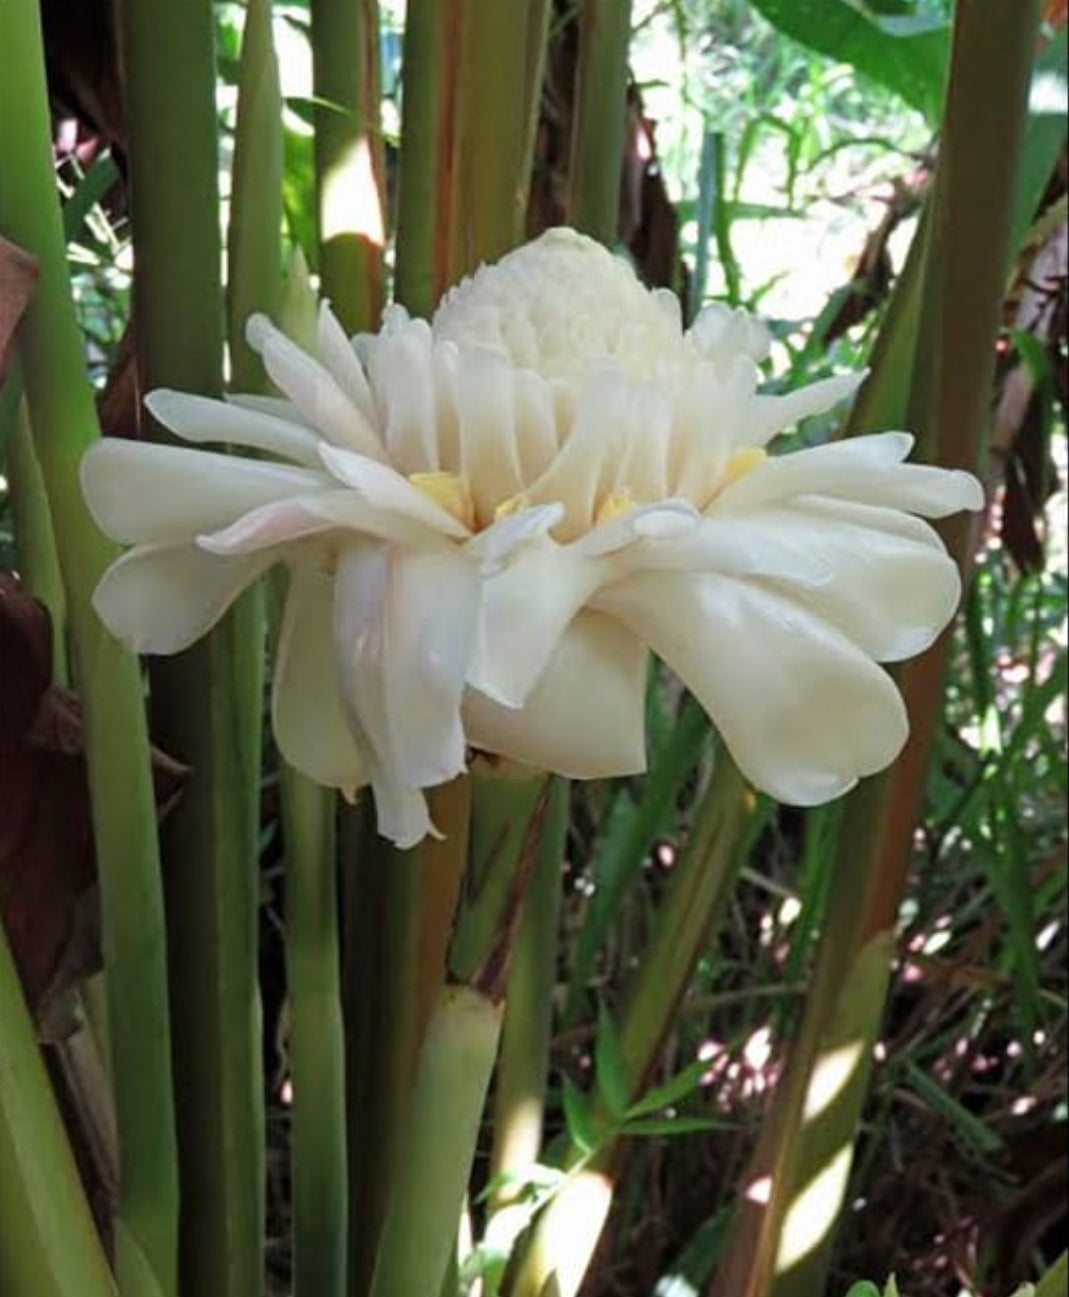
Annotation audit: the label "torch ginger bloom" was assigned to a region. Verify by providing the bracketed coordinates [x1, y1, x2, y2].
[82, 228, 982, 846]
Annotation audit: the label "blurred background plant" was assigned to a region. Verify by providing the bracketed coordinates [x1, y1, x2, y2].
[0, 1, 1065, 1296]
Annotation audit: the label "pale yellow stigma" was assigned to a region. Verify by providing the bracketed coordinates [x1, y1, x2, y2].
[408, 470, 476, 530]
[595, 487, 636, 525]
[722, 447, 767, 488]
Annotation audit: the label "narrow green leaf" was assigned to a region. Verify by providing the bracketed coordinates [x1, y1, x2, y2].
[594, 1004, 630, 1120]
[561, 1077, 596, 1155]
[902, 1060, 1005, 1157]
[626, 1057, 710, 1119]
[621, 1116, 730, 1138]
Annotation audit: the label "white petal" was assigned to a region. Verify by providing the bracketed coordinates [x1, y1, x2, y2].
[145, 389, 323, 466]
[596, 572, 909, 805]
[512, 370, 560, 483]
[465, 503, 564, 572]
[316, 301, 376, 421]
[318, 444, 471, 538]
[368, 780, 440, 850]
[93, 542, 272, 655]
[81, 439, 327, 545]
[455, 347, 525, 527]
[714, 432, 983, 517]
[464, 611, 648, 778]
[573, 500, 699, 558]
[744, 372, 865, 448]
[272, 561, 369, 796]
[333, 545, 479, 790]
[469, 545, 607, 707]
[246, 312, 388, 461]
[362, 317, 440, 474]
[198, 488, 441, 555]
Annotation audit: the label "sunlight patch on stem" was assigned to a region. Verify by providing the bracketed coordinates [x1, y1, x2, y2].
[801, 1040, 865, 1124]
[321, 135, 384, 247]
[775, 1144, 853, 1275]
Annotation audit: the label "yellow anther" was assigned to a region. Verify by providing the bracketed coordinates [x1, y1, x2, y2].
[722, 447, 767, 488]
[408, 471, 476, 529]
[493, 492, 529, 520]
[595, 488, 636, 525]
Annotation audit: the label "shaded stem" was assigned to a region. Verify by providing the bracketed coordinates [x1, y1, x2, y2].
[0, 917, 117, 1297]
[310, 0, 385, 330]
[121, 0, 266, 1291]
[0, 5, 179, 1291]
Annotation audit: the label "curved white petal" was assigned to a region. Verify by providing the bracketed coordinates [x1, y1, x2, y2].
[469, 545, 607, 707]
[246, 313, 388, 461]
[198, 488, 443, 556]
[93, 542, 273, 655]
[464, 611, 648, 778]
[361, 316, 440, 475]
[333, 545, 479, 791]
[318, 444, 471, 538]
[81, 439, 328, 545]
[145, 389, 323, 466]
[512, 369, 560, 483]
[714, 432, 983, 517]
[316, 301, 376, 422]
[465, 503, 564, 572]
[272, 561, 369, 796]
[368, 780, 440, 850]
[744, 372, 865, 448]
[455, 347, 525, 527]
[596, 572, 909, 805]
[573, 500, 699, 557]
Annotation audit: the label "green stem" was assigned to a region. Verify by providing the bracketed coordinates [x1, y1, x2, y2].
[282, 768, 347, 1297]
[0, 918, 117, 1297]
[711, 8, 1041, 1295]
[6, 397, 68, 683]
[369, 985, 504, 1297]
[310, 0, 385, 330]
[566, 0, 633, 244]
[488, 776, 568, 1206]
[121, 1, 266, 1292]
[0, 5, 179, 1292]
[511, 757, 756, 1297]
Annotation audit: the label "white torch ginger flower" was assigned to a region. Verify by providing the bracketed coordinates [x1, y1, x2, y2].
[81, 228, 983, 846]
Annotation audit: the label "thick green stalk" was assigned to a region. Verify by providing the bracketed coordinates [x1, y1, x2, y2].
[6, 398, 68, 682]
[448, 0, 551, 278]
[0, 918, 117, 1297]
[488, 777, 569, 1205]
[343, 781, 471, 1297]
[121, 2, 265, 1293]
[711, 7, 1041, 1295]
[511, 757, 756, 1297]
[227, 0, 284, 389]
[310, 0, 385, 330]
[281, 768, 347, 1297]
[0, 6, 179, 1293]
[369, 985, 504, 1297]
[393, 0, 454, 317]
[566, 0, 633, 243]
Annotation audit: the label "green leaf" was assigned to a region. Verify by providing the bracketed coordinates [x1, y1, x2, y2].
[902, 1060, 1005, 1157]
[626, 1057, 710, 1119]
[622, 1115, 731, 1138]
[844, 1285, 882, 1297]
[750, 0, 950, 123]
[594, 1003, 630, 1119]
[561, 1077, 596, 1154]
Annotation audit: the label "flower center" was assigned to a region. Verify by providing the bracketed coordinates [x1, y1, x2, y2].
[408, 471, 476, 530]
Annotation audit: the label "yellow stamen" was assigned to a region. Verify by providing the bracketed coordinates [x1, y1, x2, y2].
[722, 447, 767, 488]
[408, 470, 476, 529]
[493, 492, 529, 520]
[595, 487, 636, 525]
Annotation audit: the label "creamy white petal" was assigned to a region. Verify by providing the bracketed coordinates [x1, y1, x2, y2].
[93, 542, 273, 655]
[469, 546, 607, 706]
[670, 359, 759, 501]
[368, 780, 440, 850]
[246, 313, 388, 461]
[713, 432, 983, 518]
[333, 545, 479, 791]
[744, 372, 865, 448]
[464, 503, 565, 572]
[464, 610, 648, 778]
[362, 317, 440, 474]
[511, 369, 560, 483]
[455, 347, 525, 527]
[596, 572, 909, 805]
[81, 439, 326, 544]
[317, 444, 471, 539]
[272, 561, 369, 796]
[316, 301, 376, 421]
[197, 488, 441, 555]
[749, 499, 962, 661]
[226, 393, 302, 422]
[145, 389, 323, 466]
